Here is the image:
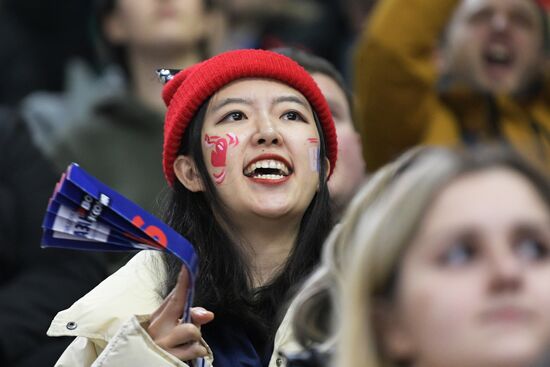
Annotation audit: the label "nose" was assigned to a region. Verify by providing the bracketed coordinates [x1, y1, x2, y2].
[252, 117, 283, 147]
[487, 246, 523, 293]
[491, 13, 511, 33]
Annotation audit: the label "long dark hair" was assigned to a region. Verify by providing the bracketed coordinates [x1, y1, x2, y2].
[161, 98, 333, 337]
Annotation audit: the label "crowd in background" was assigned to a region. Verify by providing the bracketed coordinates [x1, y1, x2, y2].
[2, 0, 550, 366]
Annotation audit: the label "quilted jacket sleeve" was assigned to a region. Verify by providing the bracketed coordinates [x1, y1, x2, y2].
[55, 316, 213, 367]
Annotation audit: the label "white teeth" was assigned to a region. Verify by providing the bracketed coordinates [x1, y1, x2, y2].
[256, 174, 284, 180]
[244, 159, 290, 176]
[487, 44, 511, 62]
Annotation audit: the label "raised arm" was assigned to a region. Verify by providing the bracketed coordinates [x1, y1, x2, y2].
[354, 0, 459, 170]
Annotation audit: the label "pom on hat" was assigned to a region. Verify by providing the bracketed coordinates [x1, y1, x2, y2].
[161, 49, 337, 187]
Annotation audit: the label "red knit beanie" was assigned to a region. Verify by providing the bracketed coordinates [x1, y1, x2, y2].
[161, 49, 338, 187]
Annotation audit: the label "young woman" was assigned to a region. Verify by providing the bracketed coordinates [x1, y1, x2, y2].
[47, 49, 337, 367]
[334, 146, 550, 367]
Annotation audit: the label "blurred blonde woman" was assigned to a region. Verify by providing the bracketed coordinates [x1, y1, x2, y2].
[335, 146, 550, 367]
[276, 148, 424, 366]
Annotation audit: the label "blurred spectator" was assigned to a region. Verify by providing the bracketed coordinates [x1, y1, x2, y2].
[0, 0, 97, 106]
[335, 146, 550, 367]
[0, 108, 106, 367]
[217, 0, 353, 76]
[274, 47, 367, 218]
[355, 0, 550, 172]
[22, 0, 223, 215]
[275, 148, 420, 367]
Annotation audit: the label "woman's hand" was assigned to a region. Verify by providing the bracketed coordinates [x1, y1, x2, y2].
[147, 266, 214, 360]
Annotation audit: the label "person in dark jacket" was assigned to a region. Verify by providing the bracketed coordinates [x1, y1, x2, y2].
[0, 108, 107, 367]
[23, 0, 224, 215]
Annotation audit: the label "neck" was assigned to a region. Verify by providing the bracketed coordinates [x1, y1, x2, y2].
[231, 215, 301, 288]
[127, 45, 203, 113]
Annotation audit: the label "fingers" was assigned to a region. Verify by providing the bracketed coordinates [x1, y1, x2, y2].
[156, 323, 208, 361]
[146, 265, 213, 362]
[148, 266, 191, 338]
[166, 341, 209, 361]
[190, 307, 215, 327]
[155, 323, 201, 349]
[153, 266, 190, 329]
[150, 287, 176, 320]
[162, 266, 190, 321]
[151, 265, 189, 322]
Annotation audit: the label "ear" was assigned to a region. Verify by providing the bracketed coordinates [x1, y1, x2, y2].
[102, 8, 128, 45]
[174, 155, 204, 192]
[324, 157, 331, 181]
[373, 300, 415, 362]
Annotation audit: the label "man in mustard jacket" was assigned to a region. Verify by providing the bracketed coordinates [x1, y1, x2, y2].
[355, 0, 550, 171]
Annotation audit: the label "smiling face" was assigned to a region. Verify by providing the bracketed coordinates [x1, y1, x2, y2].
[192, 78, 323, 222]
[383, 168, 550, 367]
[442, 0, 545, 94]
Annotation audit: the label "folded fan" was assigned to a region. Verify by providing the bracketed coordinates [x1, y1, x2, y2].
[41, 163, 198, 323]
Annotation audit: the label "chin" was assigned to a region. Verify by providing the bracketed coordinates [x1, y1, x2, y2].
[252, 205, 294, 219]
[477, 79, 516, 95]
[478, 339, 547, 367]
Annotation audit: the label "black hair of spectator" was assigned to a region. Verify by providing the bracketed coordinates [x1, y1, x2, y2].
[272, 47, 354, 121]
[92, 0, 128, 76]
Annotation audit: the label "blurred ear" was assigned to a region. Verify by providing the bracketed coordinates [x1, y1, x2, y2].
[324, 157, 331, 181]
[318, 157, 331, 191]
[373, 300, 415, 362]
[102, 8, 128, 45]
[174, 155, 204, 192]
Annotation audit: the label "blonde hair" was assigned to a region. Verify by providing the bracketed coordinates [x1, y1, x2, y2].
[335, 146, 550, 367]
[283, 144, 550, 366]
[287, 147, 429, 354]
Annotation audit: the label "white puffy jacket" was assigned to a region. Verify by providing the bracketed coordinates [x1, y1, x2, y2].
[48, 251, 300, 367]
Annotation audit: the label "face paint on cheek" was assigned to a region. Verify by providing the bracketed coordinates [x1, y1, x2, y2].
[213, 171, 226, 184]
[204, 133, 240, 184]
[307, 137, 320, 172]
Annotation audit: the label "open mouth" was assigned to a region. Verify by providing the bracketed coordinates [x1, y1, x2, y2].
[243, 159, 292, 181]
[483, 43, 515, 70]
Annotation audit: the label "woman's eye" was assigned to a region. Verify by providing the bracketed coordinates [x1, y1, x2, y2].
[282, 111, 305, 122]
[515, 237, 549, 261]
[222, 111, 246, 122]
[510, 12, 534, 29]
[469, 8, 493, 24]
[439, 240, 477, 267]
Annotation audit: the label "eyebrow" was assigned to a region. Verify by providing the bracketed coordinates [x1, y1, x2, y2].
[211, 98, 253, 112]
[274, 95, 310, 109]
[211, 94, 310, 113]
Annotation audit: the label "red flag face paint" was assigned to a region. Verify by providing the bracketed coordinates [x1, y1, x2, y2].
[204, 133, 240, 184]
